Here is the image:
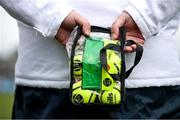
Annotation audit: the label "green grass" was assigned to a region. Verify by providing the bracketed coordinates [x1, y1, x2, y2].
[0, 94, 14, 119]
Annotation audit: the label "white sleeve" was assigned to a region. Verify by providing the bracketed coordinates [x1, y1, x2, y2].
[124, 0, 180, 39]
[0, 0, 73, 37]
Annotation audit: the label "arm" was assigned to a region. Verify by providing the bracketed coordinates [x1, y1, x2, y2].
[125, 0, 180, 39]
[0, 0, 72, 37]
[0, 0, 90, 44]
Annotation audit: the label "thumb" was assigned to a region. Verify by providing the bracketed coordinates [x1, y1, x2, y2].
[111, 13, 126, 39]
[74, 12, 91, 36]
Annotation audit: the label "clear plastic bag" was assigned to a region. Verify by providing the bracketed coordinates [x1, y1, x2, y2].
[67, 26, 143, 105]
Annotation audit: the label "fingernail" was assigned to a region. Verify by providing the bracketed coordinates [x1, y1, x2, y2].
[85, 29, 90, 36]
[125, 46, 133, 53]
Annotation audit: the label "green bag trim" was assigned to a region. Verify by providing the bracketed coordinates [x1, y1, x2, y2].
[82, 36, 104, 90]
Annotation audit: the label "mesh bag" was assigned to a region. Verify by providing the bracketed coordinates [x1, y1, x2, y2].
[66, 26, 143, 105]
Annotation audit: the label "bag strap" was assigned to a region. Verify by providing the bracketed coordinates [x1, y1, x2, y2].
[100, 43, 122, 81]
[125, 40, 143, 78]
[99, 27, 126, 81]
[99, 32, 143, 80]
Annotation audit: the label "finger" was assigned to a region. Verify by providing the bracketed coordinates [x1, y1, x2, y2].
[74, 12, 91, 36]
[82, 23, 91, 36]
[111, 13, 126, 39]
[126, 37, 144, 46]
[131, 44, 137, 51]
[125, 46, 133, 53]
[55, 27, 70, 45]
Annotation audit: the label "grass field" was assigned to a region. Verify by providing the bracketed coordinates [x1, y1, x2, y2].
[0, 94, 14, 119]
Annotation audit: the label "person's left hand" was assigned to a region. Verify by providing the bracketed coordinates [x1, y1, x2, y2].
[55, 10, 90, 45]
[111, 12, 145, 53]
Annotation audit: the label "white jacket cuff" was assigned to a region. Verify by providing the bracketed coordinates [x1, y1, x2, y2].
[35, 6, 73, 37]
[124, 5, 152, 40]
[47, 7, 73, 37]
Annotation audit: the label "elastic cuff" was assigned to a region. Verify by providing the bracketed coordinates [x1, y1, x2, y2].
[15, 77, 70, 89]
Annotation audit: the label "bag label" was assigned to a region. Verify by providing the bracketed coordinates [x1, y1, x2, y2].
[82, 36, 103, 90]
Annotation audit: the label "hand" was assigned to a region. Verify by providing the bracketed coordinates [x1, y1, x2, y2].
[55, 11, 90, 45]
[111, 12, 145, 52]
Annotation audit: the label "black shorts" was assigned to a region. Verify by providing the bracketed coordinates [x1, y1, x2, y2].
[12, 85, 180, 119]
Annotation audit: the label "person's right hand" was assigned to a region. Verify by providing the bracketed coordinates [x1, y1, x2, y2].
[55, 11, 90, 45]
[111, 12, 145, 53]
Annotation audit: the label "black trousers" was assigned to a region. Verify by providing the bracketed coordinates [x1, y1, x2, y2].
[12, 85, 180, 119]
